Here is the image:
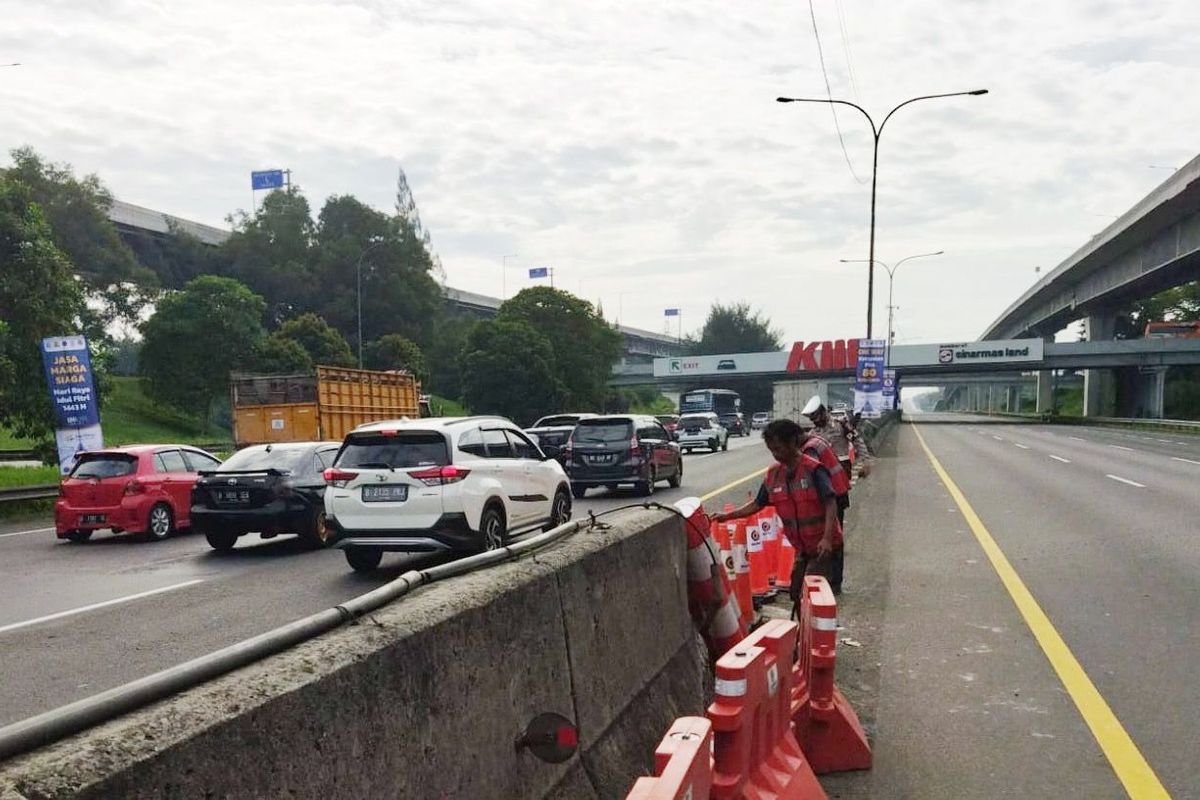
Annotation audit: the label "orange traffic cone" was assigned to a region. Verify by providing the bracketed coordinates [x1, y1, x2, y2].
[730, 518, 753, 628]
[747, 513, 770, 597]
[758, 506, 780, 586]
[776, 525, 796, 595]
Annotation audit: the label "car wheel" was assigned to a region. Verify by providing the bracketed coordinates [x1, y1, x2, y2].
[345, 546, 383, 572]
[64, 530, 92, 543]
[571, 484, 588, 499]
[709, 439, 718, 452]
[722, 437, 729, 452]
[636, 467, 656, 497]
[480, 505, 507, 551]
[544, 489, 572, 531]
[145, 503, 174, 542]
[301, 508, 334, 549]
[205, 529, 238, 552]
[668, 460, 682, 488]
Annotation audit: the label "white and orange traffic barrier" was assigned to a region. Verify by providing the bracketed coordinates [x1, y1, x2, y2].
[747, 512, 771, 597]
[758, 507, 780, 586]
[792, 576, 872, 774]
[626, 716, 714, 800]
[729, 517, 753, 630]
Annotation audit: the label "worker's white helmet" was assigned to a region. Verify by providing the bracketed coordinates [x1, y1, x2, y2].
[802, 395, 823, 416]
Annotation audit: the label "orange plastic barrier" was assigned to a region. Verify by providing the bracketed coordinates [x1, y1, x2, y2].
[757, 508, 780, 586]
[776, 530, 796, 594]
[678, 499, 748, 659]
[708, 620, 827, 800]
[792, 576, 872, 774]
[626, 716, 714, 800]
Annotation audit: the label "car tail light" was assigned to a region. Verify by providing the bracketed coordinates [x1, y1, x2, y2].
[408, 465, 471, 486]
[123, 479, 145, 496]
[563, 441, 574, 460]
[629, 437, 642, 465]
[323, 468, 359, 488]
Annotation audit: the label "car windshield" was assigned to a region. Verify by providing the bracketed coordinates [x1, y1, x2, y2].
[679, 416, 711, 429]
[573, 420, 634, 443]
[218, 446, 310, 474]
[70, 454, 137, 479]
[533, 415, 583, 428]
[336, 432, 449, 468]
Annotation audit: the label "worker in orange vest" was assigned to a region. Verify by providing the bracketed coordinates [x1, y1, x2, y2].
[710, 419, 842, 605]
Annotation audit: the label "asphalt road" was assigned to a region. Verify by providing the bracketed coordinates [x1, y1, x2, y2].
[828, 415, 1200, 798]
[0, 433, 772, 727]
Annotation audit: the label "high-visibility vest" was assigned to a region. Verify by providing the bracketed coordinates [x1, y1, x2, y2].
[803, 434, 851, 497]
[764, 460, 842, 555]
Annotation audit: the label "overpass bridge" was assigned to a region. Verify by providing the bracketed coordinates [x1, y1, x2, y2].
[609, 337, 1200, 418]
[107, 201, 682, 361]
[980, 151, 1200, 416]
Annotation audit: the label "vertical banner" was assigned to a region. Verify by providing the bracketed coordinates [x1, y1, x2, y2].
[853, 338, 887, 418]
[40, 336, 104, 474]
[881, 369, 897, 411]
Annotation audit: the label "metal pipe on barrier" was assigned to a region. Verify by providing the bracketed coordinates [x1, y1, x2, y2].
[0, 517, 589, 763]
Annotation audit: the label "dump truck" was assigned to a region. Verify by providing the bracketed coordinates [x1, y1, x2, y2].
[231, 366, 424, 448]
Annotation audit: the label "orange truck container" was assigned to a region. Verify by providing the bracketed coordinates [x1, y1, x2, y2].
[231, 366, 423, 448]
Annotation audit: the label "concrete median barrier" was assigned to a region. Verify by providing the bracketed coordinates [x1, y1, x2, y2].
[0, 508, 706, 800]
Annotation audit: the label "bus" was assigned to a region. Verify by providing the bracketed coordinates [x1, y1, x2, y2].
[1145, 321, 1200, 338]
[679, 388, 742, 417]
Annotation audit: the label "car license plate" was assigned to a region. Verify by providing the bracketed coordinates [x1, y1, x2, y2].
[585, 454, 613, 464]
[362, 485, 408, 503]
[216, 490, 251, 504]
[81, 514, 106, 524]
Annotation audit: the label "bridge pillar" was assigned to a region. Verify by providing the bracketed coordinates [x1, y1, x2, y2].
[1006, 385, 1019, 413]
[1083, 313, 1116, 417]
[1036, 335, 1055, 414]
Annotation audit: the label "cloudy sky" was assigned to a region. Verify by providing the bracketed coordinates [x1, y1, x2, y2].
[2, 0, 1196, 345]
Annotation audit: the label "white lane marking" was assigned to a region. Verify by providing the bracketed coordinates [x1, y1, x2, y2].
[992, 435, 1004, 441]
[1172, 457, 1200, 466]
[0, 526, 54, 539]
[1014, 443, 1030, 450]
[1105, 474, 1145, 488]
[0, 580, 204, 635]
[1069, 436, 1086, 441]
[1049, 455, 1071, 463]
[1156, 439, 1173, 444]
[1108, 445, 1135, 452]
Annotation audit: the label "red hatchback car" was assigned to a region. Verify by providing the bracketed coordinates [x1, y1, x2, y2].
[55, 445, 223, 543]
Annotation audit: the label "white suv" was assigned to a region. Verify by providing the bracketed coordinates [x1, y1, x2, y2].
[323, 417, 572, 572]
[676, 413, 728, 454]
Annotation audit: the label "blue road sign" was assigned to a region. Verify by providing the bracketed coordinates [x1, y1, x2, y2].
[528, 267, 549, 279]
[664, 308, 680, 317]
[251, 170, 285, 190]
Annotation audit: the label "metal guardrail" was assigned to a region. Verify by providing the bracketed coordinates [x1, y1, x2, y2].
[0, 484, 59, 504]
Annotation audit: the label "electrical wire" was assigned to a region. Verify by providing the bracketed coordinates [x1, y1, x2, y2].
[834, 0, 862, 103]
[808, 0, 869, 185]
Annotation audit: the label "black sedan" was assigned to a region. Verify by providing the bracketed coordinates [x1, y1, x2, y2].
[191, 441, 340, 551]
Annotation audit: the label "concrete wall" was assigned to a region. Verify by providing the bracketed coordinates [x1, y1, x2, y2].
[0, 509, 707, 800]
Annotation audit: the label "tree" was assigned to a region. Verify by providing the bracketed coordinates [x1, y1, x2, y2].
[0, 176, 88, 443]
[690, 302, 784, 414]
[692, 302, 783, 355]
[364, 334, 427, 382]
[254, 335, 313, 374]
[497, 287, 621, 410]
[139, 276, 267, 423]
[4, 147, 154, 323]
[395, 167, 446, 283]
[223, 189, 317, 326]
[425, 314, 470, 399]
[274, 312, 355, 367]
[459, 320, 562, 425]
[1114, 281, 1200, 339]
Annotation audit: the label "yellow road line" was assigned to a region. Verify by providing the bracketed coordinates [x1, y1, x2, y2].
[911, 424, 1170, 799]
[699, 466, 768, 503]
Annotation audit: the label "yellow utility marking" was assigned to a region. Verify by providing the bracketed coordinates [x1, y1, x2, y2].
[700, 467, 769, 502]
[911, 424, 1170, 799]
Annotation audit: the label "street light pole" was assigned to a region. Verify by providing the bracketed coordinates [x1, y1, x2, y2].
[841, 250, 943, 355]
[777, 90, 986, 337]
[356, 238, 387, 368]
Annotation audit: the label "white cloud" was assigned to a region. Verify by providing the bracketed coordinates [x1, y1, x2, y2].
[1, 0, 1197, 344]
